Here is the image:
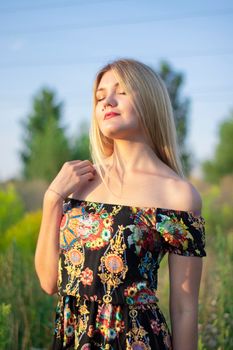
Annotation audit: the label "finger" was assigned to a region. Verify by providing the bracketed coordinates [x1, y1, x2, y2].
[60, 161, 80, 171]
[80, 172, 95, 181]
[75, 162, 95, 171]
[67, 160, 82, 164]
[77, 165, 95, 176]
[79, 159, 94, 167]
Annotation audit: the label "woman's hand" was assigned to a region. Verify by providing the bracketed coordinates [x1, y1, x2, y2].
[46, 160, 96, 200]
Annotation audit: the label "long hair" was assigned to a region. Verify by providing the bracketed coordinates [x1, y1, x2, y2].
[89, 58, 184, 196]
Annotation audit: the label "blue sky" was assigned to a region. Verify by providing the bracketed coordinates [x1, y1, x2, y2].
[1, 0, 233, 181]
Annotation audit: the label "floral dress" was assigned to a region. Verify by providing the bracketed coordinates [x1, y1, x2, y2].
[52, 198, 206, 350]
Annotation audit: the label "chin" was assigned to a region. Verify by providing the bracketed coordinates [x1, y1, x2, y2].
[101, 125, 137, 140]
[101, 128, 121, 139]
[104, 131, 136, 141]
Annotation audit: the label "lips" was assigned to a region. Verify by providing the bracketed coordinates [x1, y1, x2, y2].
[104, 112, 120, 120]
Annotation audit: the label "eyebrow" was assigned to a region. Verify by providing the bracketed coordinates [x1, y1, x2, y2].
[96, 82, 120, 93]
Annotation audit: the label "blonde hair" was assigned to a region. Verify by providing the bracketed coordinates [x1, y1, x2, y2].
[89, 58, 184, 196]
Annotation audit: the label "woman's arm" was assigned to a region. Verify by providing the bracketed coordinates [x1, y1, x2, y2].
[34, 191, 63, 295]
[168, 254, 203, 350]
[34, 160, 96, 295]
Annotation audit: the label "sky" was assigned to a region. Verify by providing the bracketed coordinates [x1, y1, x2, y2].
[0, 0, 233, 181]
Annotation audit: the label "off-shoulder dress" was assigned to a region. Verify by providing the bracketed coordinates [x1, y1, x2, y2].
[52, 198, 206, 350]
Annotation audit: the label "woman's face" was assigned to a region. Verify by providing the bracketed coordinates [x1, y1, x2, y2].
[95, 70, 142, 141]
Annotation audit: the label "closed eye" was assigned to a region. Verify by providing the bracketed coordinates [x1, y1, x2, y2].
[96, 91, 126, 102]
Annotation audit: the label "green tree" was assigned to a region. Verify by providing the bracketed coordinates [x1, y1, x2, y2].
[20, 88, 71, 182]
[202, 112, 233, 183]
[158, 61, 191, 175]
[70, 121, 91, 161]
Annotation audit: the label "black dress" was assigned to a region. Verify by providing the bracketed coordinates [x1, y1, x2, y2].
[52, 198, 206, 350]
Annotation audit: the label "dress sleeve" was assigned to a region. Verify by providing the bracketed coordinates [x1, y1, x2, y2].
[155, 208, 206, 257]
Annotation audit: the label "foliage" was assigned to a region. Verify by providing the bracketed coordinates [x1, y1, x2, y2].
[198, 175, 233, 348]
[19, 88, 71, 182]
[196, 176, 233, 348]
[26, 117, 71, 182]
[8, 179, 49, 212]
[0, 303, 11, 348]
[201, 175, 233, 238]
[202, 112, 233, 183]
[198, 229, 233, 349]
[70, 120, 91, 161]
[0, 244, 56, 350]
[158, 60, 191, 175]
[2, 211, 42, 253]
[0, 184, 24, 234]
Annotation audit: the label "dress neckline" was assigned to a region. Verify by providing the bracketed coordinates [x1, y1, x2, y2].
[66, 197, 204, 220]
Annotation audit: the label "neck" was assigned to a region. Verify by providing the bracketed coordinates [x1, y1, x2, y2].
[106, 139, 162, 179]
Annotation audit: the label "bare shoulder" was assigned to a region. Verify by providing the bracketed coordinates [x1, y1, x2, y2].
[166, 176, 203, 215]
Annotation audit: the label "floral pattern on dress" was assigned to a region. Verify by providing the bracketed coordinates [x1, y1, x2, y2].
[124, 281, 159, 305]
[60, 205, 116, 251]
[156, 209, 206, 256]
[138, 251, 159, 291]
[96, 303, 125, 342]
[98, 224, 129, 304]
[53, 199, 206, 349]
[80, 268, 94, 287]
[156, 213, 190, 248]
[128, 207, 159, 256]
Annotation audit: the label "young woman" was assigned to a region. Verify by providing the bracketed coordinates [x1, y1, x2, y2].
[35, 58, 206, 350]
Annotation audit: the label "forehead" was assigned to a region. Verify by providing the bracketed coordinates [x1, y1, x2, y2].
[97, 70, 120, 90]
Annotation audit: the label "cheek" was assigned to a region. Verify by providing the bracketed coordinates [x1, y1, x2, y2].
[94, 107, 104, 129]
[127, 104, 139, 121]
[95, 104, 102, 119]
[125, 100, 137, 116]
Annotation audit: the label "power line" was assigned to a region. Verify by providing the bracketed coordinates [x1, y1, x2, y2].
[192, 90, 233, 96]
[0, 0, 126, 14]
[1, 50, 233, 69]
[191, 86, 233, 93]
[1, 8, 233, 36]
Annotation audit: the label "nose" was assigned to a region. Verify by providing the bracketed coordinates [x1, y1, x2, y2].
[102, 93, 117, 109]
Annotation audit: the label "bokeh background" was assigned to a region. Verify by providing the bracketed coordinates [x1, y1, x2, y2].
[0, 0, 233, 349]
